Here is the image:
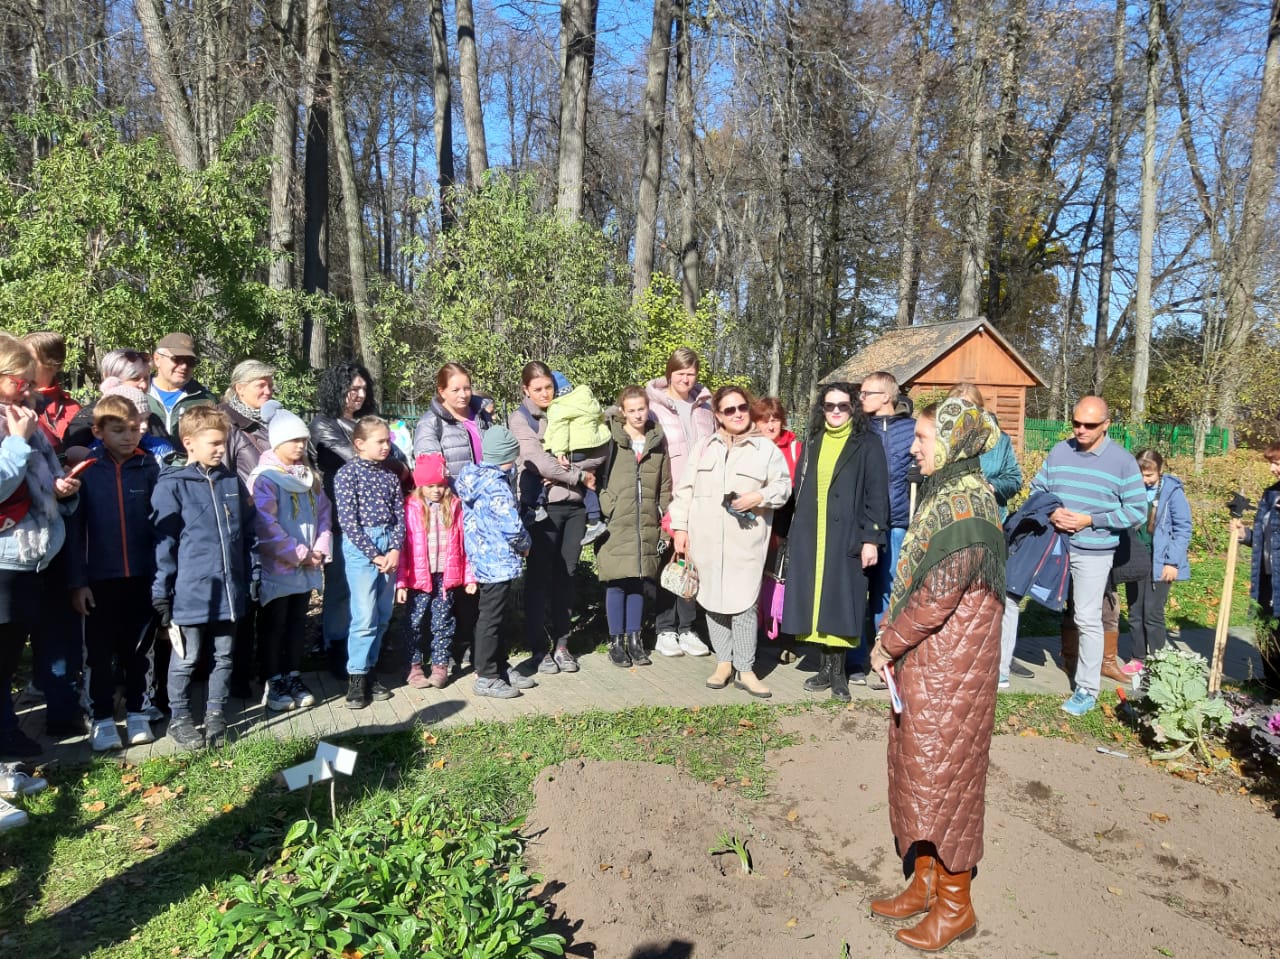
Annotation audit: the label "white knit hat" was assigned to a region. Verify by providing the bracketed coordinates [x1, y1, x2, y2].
[268, 409, 310, 449]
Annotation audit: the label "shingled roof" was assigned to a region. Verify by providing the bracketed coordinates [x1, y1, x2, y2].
[820, 317, 1045, 387]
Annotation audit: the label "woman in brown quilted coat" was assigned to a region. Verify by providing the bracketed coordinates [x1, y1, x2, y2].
[868, 397, 1006, 952]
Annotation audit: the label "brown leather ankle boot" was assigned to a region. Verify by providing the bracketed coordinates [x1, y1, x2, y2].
[1101, 629, 1129, 684]
[894, 860, 976, 951]
[1060, 620, 1079, 679]
[870, 852, 936, 920]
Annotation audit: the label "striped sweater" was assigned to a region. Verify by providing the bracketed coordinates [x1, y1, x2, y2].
[1029, 436, 1146, 553]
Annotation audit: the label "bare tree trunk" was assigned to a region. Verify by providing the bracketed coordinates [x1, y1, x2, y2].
[135, 0, 202, 171]
[675, 1, 699, 316]
[429, 0, 457, 230]
[268, 0, 299, 293]
[631, 0, 674, 305]
[1216, 0, 1280, 438]
[1058, 190, 1100, 417]
[1131, 0, 1160, 425]
[556, 0, 598, 219]
[985, 0, 1027, 322]
[456, 0, 489, 184]
[955, 0, 993, 318]
[1093, 0, 1127, 392]
[330, 32, 380, 398]
[302, 0, 331, 368]
[895, 1, 933, 328]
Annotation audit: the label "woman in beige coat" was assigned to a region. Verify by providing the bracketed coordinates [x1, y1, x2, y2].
[669, 386, 791, 697]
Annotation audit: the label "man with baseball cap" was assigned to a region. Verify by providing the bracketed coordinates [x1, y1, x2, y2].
[149, 332, 214, 451]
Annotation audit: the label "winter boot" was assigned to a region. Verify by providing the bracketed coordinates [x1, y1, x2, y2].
[626, 631, 651, 667]
[803, 649, 833, 692]
[407, 662, 431, 689]
[828, 651, 852, 703]
[894, 860, 977, 952]
[871, 850, 937, 920]
[608, 635, 631, 668]
[1060, 619, 1079, 680]
[345, 673, 370, 710]
[1100, 630, 1129, 685]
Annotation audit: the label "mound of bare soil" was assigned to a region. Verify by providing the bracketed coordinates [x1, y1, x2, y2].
[525, 710, 1280, 958]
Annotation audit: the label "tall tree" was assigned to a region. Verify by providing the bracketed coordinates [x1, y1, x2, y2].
[302, 0, 330, 368]
[134, 0, 201, 171]
[954, 0, 994, 318]
[1093, 0, 1127, 391]
[631, 0, 675, 305]
[675, 0, 700, 315]
[456, 0, 489, 184]
[556, 0, 599, 219]
[268, 0, 300, 293]
[1131, 0, 1160, 424]
[428, 0, 456, 229]
[895, 0, 935, 328]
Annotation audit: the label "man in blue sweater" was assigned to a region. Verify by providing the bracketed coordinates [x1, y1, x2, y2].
[1012, 396, 1145, 715]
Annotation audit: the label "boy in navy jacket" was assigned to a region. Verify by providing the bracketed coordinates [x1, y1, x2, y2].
[150, 406, 255, 750]
[67, 396, 162, 752]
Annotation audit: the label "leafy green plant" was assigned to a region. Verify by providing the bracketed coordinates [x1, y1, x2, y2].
[196, 794, 564, 959]
[708, 831, 752, 875]
[1139, 648, 1234, 764]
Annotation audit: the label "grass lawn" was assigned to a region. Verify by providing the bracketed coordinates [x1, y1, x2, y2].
[0, 696, 1144, 959]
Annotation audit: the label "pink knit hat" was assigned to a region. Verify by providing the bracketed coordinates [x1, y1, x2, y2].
[413, 453, 448, 487]
[100, 377, 150, 419]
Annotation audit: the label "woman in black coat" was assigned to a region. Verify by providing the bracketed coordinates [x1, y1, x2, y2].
[780, 382, 891, 701]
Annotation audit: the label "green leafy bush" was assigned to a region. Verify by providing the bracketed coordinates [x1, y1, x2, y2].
[1139, 647, 1234, 764]
[196, 795, 564, 959]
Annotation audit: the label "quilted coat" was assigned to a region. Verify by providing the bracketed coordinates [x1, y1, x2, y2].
[644, 377, 716, 486]
[595, 417, 671, 582]
[878, 546, 1003, 873]
[395, 494, 474, 593]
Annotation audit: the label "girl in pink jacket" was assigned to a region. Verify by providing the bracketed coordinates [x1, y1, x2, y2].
[395, 454, 475, 688]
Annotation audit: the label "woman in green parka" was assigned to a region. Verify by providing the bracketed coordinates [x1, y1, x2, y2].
[596, 385, 672, 668]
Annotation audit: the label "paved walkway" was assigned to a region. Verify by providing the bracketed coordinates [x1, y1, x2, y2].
[17, 625, 1268, 766]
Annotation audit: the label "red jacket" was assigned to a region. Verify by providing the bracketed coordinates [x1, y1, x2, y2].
[34, 385, 82, 452]
[774, 430, 803, 484]
[395, 494, 474, 592]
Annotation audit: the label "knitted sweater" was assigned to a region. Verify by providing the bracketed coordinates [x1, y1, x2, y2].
[1029, 436, 1146, 553]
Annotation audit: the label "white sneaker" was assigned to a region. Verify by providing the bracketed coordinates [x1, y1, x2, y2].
[125, 713, 155, 746]
[0, 764, 47, 800]
[0, 797, 28, 831]
[91, 719, 123, 753]
[655, 631, 683, 657]
[677, 630, 711, 656]
[262, 676, 295, 712]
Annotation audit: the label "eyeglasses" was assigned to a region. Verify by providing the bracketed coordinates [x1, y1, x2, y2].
[156, 351, 198, 367]
[823, 401, 852, 414]
[858, 390, 886, 399]
[718, 403, 750, 416]
[3, 374, 32, 392]
[1072, 420, 1106, 430]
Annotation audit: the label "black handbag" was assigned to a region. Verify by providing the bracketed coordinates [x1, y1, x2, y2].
[1110, 526, 1152, 584]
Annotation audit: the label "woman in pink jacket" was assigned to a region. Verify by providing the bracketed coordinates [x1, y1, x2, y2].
[395, 454, 475, 688]
[645, 348, 716, 657]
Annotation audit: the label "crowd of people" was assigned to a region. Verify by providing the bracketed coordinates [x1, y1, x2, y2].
[2, 326, 1262, 949]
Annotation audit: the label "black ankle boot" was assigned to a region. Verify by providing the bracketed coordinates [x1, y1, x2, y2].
[804, 649, 833, 692]
[608, 635, 631, 667]
[346, 673, 370, 710]
[829, 652, 851, 702]
[627, 631, 651, 666]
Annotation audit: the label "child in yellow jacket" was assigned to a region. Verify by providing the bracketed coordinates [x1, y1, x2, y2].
[532, 372, 611, 544]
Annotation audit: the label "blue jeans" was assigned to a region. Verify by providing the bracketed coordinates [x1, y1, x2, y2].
[852, 527, 907, 672]
[322, 531, 351, 649]
[344, 528, 396, 675]
[168, 620, 234, 719]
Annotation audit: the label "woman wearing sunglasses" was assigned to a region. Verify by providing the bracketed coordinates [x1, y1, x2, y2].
[667, 386, 791, 697]
[780, 382, 890, 701]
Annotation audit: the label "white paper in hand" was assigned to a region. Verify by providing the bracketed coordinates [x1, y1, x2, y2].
[884, 663, 904, 714]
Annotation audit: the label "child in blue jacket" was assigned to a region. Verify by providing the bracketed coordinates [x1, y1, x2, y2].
[151, 406, 256, 751]
[67, 396, 161, 752]
[454, 427, 533, 699]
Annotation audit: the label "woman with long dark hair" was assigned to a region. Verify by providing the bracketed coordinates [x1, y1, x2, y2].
[780, 382, 889, 701]
[510, 360, 606, 675]
[310, 360, 379, 678]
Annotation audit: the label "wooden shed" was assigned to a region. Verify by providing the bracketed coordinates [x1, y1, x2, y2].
[821, 318, 1046, 451]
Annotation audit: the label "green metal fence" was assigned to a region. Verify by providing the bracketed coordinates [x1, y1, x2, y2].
[1023, 419, 1230, 457]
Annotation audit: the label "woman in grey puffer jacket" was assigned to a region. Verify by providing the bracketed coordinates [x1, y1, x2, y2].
[412, 362, 492, 481]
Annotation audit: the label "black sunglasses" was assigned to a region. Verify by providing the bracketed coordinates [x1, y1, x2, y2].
[823, 401, 852, 413]
[1072, 419, 1106, 429]
[718, 402, 750, 416]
